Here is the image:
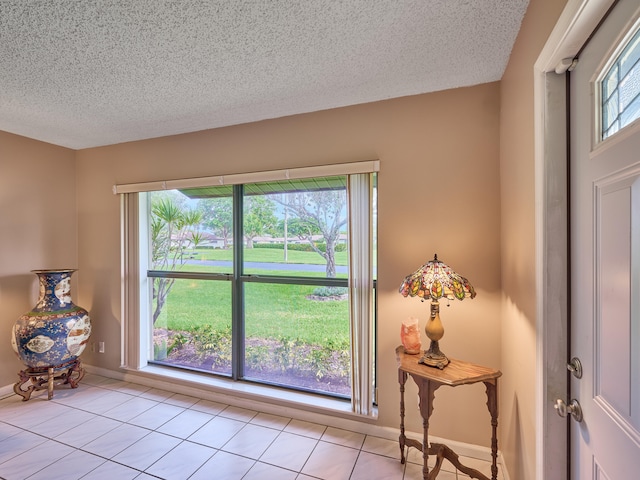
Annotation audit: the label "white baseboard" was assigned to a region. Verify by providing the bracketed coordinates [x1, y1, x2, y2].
[0, 384, 14, 399]
[1, 364, 509, 479]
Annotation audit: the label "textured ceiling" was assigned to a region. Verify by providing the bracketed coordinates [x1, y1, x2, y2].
[0, 1, 529, 150]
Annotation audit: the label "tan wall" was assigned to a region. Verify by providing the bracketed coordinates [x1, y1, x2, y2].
[75, 83, 502, 446]
[499, 0, 568, 478]
[0, 131, 77, 387]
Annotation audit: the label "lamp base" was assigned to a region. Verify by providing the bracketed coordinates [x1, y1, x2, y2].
[419, 340, 449, 369]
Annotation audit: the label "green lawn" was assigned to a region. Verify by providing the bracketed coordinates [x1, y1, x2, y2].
[191, 247, 348, 266]
[154, 276, 350, 345]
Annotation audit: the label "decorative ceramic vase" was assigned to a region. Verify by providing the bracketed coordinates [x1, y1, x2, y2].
[12, 269, 91, 369]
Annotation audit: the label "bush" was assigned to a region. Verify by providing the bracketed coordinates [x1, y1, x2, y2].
[167, 332, 188, 355]
[312, 286, 348, 297]
[245, 336, 350, 380]
[192, 325, 232, 368]
[157, 329, 351, 387]
[308, 339, 351, 380]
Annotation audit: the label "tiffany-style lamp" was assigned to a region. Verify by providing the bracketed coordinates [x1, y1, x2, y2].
[398, 254, 476, 369]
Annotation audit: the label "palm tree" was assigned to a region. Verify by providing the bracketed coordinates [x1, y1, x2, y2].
[151, 198, 202, 324]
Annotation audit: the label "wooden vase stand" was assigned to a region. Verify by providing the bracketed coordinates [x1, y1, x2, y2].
[13, 359, 85, 401]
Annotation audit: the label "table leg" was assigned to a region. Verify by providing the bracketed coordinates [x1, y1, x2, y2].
[484, 380, 499, 480]
[399, 370, 408, 463]
[414, 377, 439, 480]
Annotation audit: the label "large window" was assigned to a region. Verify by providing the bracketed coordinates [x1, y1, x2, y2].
[118, 162, 377, 415]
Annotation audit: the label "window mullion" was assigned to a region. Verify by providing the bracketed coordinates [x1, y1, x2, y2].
[232, 184, 244, 380]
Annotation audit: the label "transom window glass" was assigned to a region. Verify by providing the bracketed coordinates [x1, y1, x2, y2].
[601, 25, 640, 140]
[135, 172, 376, 405]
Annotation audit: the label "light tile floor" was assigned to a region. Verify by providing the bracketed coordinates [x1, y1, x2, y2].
[0, 374, 504, 479]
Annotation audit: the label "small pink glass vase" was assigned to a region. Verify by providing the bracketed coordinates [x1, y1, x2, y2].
[401, 317, 421, 354]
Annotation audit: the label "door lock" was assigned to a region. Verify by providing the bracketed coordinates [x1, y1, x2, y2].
[567, 357, 582, 379]
[554, 398, 583, 422]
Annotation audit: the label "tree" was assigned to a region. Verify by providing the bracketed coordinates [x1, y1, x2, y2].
[199, 197, 233, 249]
[150, 197, 202, 324]
[243, 196, 277, 248]
[277, 190, 347, 277]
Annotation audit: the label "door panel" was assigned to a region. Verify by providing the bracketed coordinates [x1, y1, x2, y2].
[570, 0, 640, 477]
[595, 167, 639, 429]
[597, 178, 631, 416]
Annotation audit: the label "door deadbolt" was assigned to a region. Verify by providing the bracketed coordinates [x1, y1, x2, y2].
[554, 398, 583, 422]
[567, 357, 582, 379]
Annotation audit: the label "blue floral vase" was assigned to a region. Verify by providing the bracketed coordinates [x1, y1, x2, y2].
[12, 269, 91, 369]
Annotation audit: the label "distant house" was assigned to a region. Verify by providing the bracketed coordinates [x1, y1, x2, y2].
[198, 231, 227, 249]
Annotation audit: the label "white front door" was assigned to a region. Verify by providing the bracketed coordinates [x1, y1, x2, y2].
[569, 0, 640, 477]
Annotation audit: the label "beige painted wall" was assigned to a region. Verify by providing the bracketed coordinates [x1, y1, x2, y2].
[499, 0, 568, 478]
[0, 131, 77, 387]
[74, 83, 502, 447]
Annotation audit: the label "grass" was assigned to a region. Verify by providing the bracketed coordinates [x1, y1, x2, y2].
[154, 275, 350, 345]
[194, 247, 348, 266]
[245, 283, 349, 343]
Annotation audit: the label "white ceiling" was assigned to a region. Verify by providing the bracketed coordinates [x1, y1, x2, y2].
[0, 1, 529, 150]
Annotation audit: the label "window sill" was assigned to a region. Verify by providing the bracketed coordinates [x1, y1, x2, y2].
[110, 363, 378, 425]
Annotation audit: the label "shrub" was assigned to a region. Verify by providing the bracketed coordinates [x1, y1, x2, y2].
[192, 325, 232, 368]
[311, 286, 348, 297]
[308, 338, 351, 380]
[167, 332, 188, 355]
[245, 344, 270, 371]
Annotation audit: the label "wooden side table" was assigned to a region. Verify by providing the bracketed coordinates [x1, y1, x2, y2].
[396, 346, 501, 480]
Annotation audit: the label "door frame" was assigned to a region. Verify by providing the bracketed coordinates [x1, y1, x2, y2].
[534, 1, 616, 479]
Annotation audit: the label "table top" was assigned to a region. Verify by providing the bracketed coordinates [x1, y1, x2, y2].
[396, 346, 502, 386]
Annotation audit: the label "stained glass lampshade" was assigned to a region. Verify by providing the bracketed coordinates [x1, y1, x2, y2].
[398, 254, 476, 368]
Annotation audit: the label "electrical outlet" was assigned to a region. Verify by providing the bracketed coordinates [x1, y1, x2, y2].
[99, 342, 105, 353]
